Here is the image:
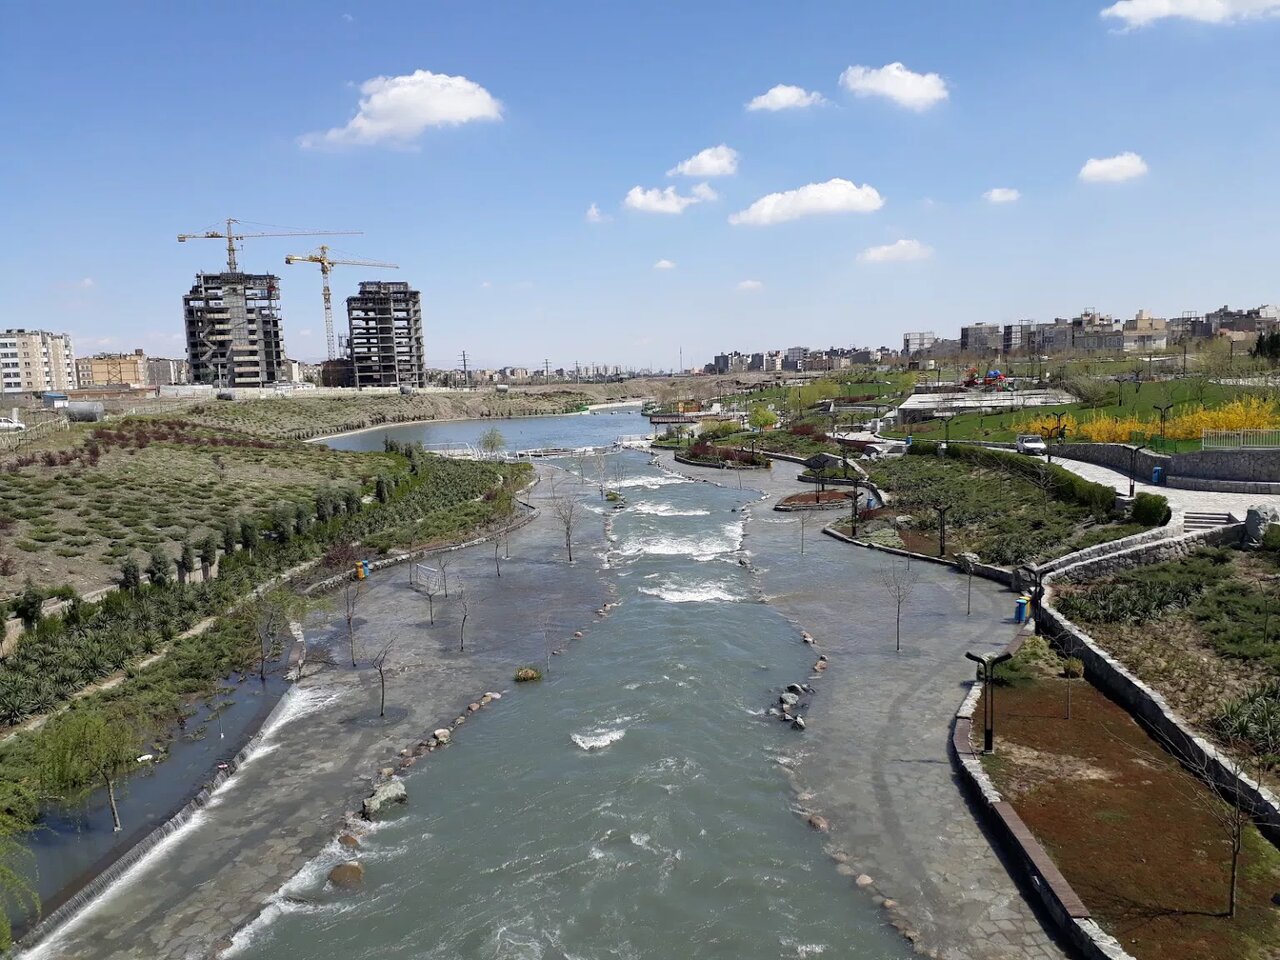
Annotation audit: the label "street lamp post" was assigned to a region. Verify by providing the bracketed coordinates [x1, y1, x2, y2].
[1154, 402, 1174, 447]
[849, 487, 859, 536]
[1128, 443, 1148, 499]
[965, 650, 1013, 754]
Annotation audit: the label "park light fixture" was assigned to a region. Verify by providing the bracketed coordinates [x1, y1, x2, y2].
[1128, 443, 1148, 499]
[965, 650, 1013, 754]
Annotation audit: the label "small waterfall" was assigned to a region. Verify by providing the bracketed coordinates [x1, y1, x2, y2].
[18, 685, 303, 955]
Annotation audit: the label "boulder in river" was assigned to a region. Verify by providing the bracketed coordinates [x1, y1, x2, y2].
[792, 717, 807, 731]
[785, 683, 805, 696]
[779, 692, 800, 707]
[433, 728, 451, 744]
[362, 779, 407, 819]
[807, 814, 828, 831]
[338, 834, 361, 849]
[328, 862, 365, 888]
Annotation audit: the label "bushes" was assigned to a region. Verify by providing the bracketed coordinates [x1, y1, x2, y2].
[1132, 492, 1171, 527]
[1056, 548, 1235, 626]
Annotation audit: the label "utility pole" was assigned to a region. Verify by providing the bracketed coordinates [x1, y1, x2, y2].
[543, 358, 550, 380]
[460, 350, 469, 389]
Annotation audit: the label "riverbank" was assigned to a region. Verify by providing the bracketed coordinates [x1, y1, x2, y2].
[20, 462, 613, 959]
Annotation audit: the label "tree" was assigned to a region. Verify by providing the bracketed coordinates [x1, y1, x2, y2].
[437, 552, 453, 598]
[120, 555, 141, 593]
[240, 518, 259, 553]
[370, 638, 395, 718]
[146, 549, 172, 588]
[553, 496, 580, 563]
[375, 474, 394, 503]
[877, 560, 918, 653]
[342, 581, 362, 668]
[494, 539, 502, 578]
[241, 588, 304, 682]
[221, 517, 239, 555]
[14, 579, 42, 631]
[1062, 657, 1083, 720]
[479, 427, 506, 459]
[199, 535, 219, 581]
[797, 511, 811, 555]
[0, 809, 37, 949]
[458, 588, 470, 653]
[40, 708, 139, 832]
[176, 539, 196, 587]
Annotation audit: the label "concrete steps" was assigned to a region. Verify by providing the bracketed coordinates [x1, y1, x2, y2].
[1183, 511, 1234, 531]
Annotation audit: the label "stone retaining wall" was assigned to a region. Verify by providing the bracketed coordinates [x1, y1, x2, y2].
[1032, 512, 1185, 577]
[672, 452, 767, 471]
[1039, 523, 1280, 847]
[1054, 442, 1280, 490]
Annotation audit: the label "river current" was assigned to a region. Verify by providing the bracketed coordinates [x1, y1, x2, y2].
[226, 412, 909, 959]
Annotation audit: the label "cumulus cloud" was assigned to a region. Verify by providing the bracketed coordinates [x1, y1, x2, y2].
[1101, 0, 1280, 27]
[729, 178, 883, 226]
[858, 239, 933, 263]
[983, 187, 1021, 204]
[736, 279, 764, 291]
[746, 84, 826, 111]
[625, 183, 715, 214]
[585, 203, 609, 223]
[300, 69, 502, 148]
[839, 62, 949, 111]
[75, 277, 95, 288]
[1079, 151, 1149, 182]
[667, 144, 738, 177]
[653, 259, 676, 270]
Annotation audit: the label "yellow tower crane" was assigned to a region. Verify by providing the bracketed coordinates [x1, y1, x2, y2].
[177, 218, 360, 273]
[284, 245, 399, 361]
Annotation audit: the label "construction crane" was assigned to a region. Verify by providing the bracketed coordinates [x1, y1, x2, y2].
[284, 245, 399, 361]
[177, 218, 360, 273]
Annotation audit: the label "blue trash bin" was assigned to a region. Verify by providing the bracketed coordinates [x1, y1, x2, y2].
[1014, 597, 1029, 624]
[1152, 466, 1164, 485]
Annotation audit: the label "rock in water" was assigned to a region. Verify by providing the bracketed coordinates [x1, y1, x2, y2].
[779, 692, 800, 707]
[433, 728, 451, 744]
[362, 779, 407, 819]
[337, 834, 361, 849]
[807, 814, 828, 831]
[328, 861, 365, 888]
[792, 716, 807, 731]
[785, 683, 805, 696]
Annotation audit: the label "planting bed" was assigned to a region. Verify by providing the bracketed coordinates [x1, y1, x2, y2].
[980, 653, 1280, 960]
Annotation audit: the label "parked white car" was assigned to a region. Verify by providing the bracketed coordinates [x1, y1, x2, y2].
[1015, 434, 1047, 456]
[0, 418, 26, 432]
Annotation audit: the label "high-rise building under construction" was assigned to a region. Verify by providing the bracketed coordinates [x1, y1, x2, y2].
[346, 281, 425, 388]
[183, 273, 286, 387]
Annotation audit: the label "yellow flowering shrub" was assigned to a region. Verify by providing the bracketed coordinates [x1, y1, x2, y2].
[1020, 396, 1280, 443]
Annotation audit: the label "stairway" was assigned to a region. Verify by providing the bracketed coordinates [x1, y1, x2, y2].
[1183, 511, 1234, 532]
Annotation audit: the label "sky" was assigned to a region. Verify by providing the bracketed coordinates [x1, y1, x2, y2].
[2, 1, 1279, 371]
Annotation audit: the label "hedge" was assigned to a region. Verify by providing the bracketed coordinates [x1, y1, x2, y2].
[1132, 491, 1172, 527]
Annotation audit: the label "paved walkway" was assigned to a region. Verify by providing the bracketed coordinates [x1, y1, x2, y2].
[1050, 457, 1278, 517]
[660, 452, 1072, 960]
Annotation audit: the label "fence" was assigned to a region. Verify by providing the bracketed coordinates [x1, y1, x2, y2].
[0, 416, 69, 453]
[1202, 429, 1280, 450]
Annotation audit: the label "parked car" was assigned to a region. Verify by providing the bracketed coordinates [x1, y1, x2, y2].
[1015, 434, 1047, 456]
[0, 417, 26, 432]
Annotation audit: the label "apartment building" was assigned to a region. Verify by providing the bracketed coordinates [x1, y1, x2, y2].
[77, 349, 148, 389]
[183, 272, 286, 387]
[0, 329, 77, 394]
[347, 281, 426, 388]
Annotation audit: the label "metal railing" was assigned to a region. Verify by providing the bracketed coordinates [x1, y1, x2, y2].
[0, 416, 69, 453]
[1202, 429, 1280, 450]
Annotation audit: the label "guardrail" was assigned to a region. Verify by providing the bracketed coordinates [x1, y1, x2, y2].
[1202, 428, 1280, 450]
[0, 417, 69, 453]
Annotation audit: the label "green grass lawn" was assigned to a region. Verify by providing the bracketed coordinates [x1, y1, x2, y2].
[884, 378, 1262, 448]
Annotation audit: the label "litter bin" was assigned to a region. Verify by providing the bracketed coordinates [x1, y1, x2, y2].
[1152, 466, 1164, 485]
[1014, 595, 1030, 624]
[354, 562, 365, 580]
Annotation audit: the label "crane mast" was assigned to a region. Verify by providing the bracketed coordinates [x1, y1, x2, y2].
[177, 219, 360, 273]
[283, 245, 399, 361]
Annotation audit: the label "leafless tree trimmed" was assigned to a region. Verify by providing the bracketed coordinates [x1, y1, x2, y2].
[437, 552, 453, 598]
[797, 512, 811, 555]
[370, 638, 396, 718]
[458, 588, 470, 653]
[494, 539, 502, 578]
[877, 560, 919, 653]
[342, 581, 362, 668]
[553, 496, 580, 563]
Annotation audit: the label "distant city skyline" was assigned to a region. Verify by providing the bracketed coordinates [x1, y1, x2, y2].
[2, 2, 1278, 371]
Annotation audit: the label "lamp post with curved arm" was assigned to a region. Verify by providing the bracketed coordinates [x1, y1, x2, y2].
[965, 650, 1014, 754]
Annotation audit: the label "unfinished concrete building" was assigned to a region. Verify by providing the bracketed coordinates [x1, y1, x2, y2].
[346, 281, 425, 388]
[183, 273, 286, 387]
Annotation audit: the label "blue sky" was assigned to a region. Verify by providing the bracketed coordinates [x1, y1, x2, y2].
[2, 1, 1278, 370]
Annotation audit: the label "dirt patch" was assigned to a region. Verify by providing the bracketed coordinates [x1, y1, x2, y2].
[980, 676, 1280, 960]
[778, 490, 853, 507]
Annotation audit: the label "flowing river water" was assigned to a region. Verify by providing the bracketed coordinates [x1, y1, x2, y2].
[20, 409, 1061, 960]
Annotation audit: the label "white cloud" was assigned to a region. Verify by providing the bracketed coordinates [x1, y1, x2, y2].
[736, 279, 764, 291]
[983, 187, 1021, 204]
[1079, 151, 1149, 182]
[858, 239, 933, 263]
[653, 259, 676, 270]
[300, 69, 502, 148]
[480, 281, 492, 288]
[746, 84, 826, 112]
[667, 144, 738, 177]
[839, 62, 949, 111]
[585, 203, 609, 223]
[75, 277, 95, 288]
[729, 178, 883, 226]
[341, 12, 354, 22]
[1101, 0, 1280, 27]
[624, 184, 714, 214]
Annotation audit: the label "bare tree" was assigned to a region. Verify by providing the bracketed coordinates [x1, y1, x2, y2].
[342, 581, 362, 668]
[553, 496, 580, 563]
[421, 574, 438, 625]
[437, 552, 453, 598]
[458, 588, 470, 653]
[242, 587, 306, 681]
[494, 539, 502, 578]
[370, 638, 396, 718]
[877, 560, 919, 653]
[540, 612, 554, 676]
[797, 511, 811, 555]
